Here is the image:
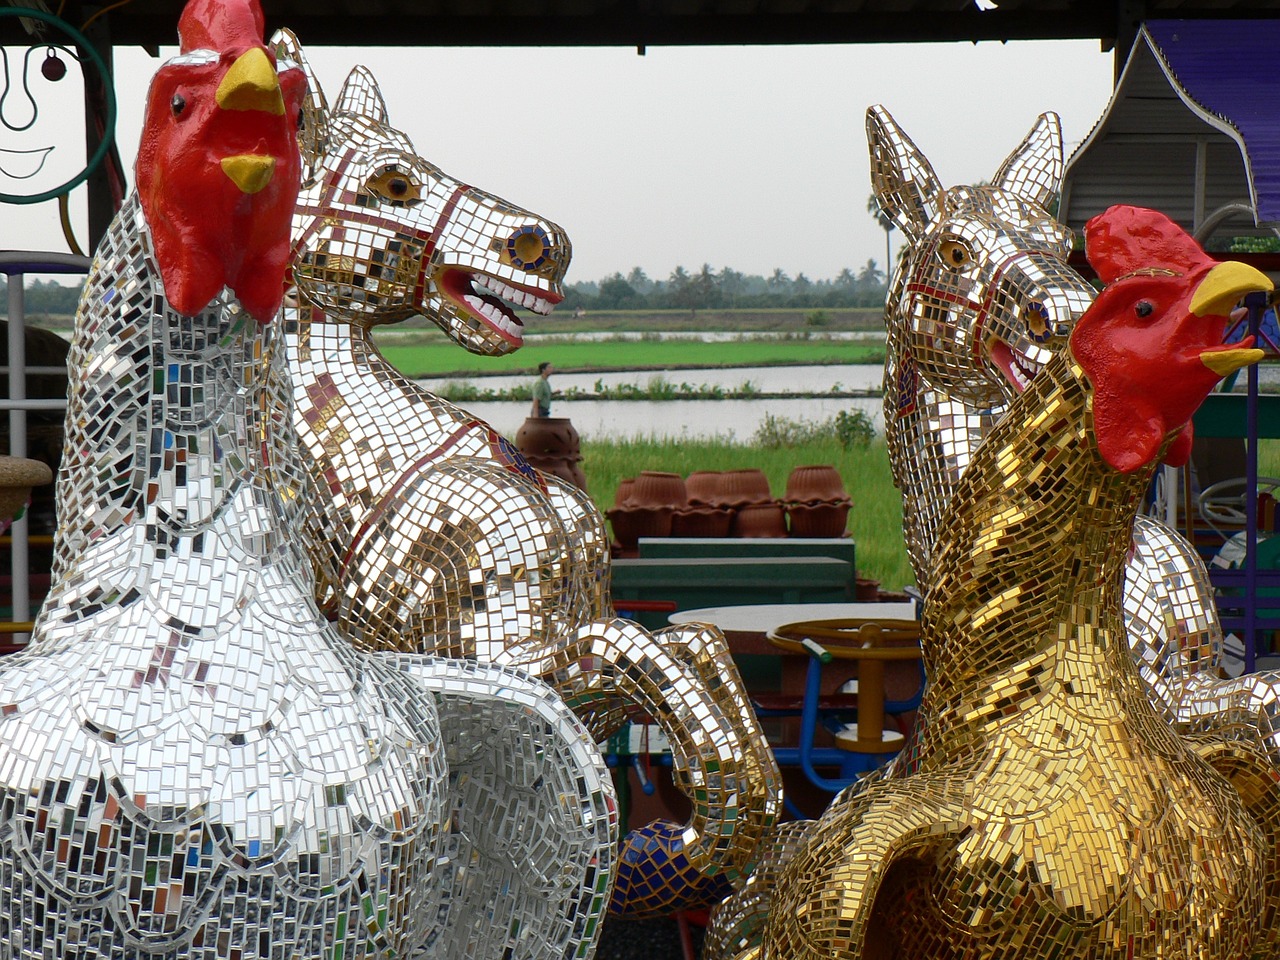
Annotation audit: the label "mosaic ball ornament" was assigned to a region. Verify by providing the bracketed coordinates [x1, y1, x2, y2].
[742, 207, 1280, 959]
[29, 3, 614, 959]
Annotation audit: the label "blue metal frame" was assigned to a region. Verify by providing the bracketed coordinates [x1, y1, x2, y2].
[765, 642, 925, 805]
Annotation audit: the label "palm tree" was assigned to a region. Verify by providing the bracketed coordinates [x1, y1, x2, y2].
[857, 258, 884, 288]
[867, 194, 894, 271]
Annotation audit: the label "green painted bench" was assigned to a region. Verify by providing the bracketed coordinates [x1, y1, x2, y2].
[611, 555, 853, 629]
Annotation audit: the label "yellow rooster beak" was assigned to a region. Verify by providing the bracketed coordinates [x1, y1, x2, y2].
[221, 155, 276, 194]
[1201, 346, 1265, 377]
[216, 47, 285, 115]
[1190, 260, 1273, 376]
[1190, 260, 1273, 317]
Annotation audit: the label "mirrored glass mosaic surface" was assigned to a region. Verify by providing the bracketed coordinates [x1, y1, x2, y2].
[745, 207, 1280, 959]
[28, 4, 614, 958]
[868, 104, 1280, 766]
[272, 34, 779, 916]
[708, 111, 1280, 960]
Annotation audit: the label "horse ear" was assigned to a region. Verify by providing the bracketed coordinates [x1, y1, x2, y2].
[335, 66, 389, 124]
[992, 112, 1063, 213]
[271, 29, 330, 174]
[866, 105, 943, 242]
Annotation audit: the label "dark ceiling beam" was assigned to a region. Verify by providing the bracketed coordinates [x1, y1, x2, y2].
[3, 3, 1268, 50]
[52, 5, 1217, 50]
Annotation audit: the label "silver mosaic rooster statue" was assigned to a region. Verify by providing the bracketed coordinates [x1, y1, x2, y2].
[29, 3, 613, 958]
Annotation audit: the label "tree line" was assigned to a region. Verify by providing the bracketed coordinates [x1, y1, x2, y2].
[0, 278, 83, 317]
[0, 260, 893, 317]
[564, 261, 889, 311]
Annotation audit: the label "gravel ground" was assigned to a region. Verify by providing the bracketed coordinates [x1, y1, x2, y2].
[596, 915, 705, 960]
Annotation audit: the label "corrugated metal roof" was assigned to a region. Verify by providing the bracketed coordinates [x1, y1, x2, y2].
[1063, 19, 1280, 240]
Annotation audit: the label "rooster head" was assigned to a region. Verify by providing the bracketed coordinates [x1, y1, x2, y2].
[1072, 205, 1273, 473]
[135, 0, 305, 323]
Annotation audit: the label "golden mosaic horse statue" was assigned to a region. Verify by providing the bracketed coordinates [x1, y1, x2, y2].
[753, 206, 1280, 960]
[273, 33, 779, 915]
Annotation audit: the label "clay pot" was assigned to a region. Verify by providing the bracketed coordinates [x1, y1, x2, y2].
[716, 468, 772, 507]
[630, 470, 687, 509]
[515, 416, 587, 489]
[787, 499, 852, 538]
[607, 504, 674, 554]
[671, 504, 733, 538]
[855, 577, 882, 602]
[784, 465, 849, 504]
[0, 456, 53, 535]
[731, 500, 788, 538]
[614, 477, 636, 507]
[684, 470, 722, 505]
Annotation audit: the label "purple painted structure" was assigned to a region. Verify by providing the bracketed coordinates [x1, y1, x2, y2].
[1143, 19, 1280, 228]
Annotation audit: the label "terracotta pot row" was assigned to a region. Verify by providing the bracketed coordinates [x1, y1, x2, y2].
[617, 466, 850, 510]
[607, 464, 854, 552]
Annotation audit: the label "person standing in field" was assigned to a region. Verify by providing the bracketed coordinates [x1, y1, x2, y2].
[531, 361, 553, 417]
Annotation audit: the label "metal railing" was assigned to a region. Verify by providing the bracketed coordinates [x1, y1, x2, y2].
[0, 251, 89, 642]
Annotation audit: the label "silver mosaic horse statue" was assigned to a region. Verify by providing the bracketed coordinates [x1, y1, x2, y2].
[274, 32, 779, 916]
[36, 7, 614, 958]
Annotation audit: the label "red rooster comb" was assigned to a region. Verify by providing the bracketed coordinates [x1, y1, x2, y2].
[178, 0, 266, 54]
[1085, 205, 1213, 284]
[135, 0, 304, 322]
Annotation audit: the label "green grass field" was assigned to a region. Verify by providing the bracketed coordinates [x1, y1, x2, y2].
[378, 338, 885, 378]
[377, 306, 886, 336]
[580, 436, 915, 591]
[579, 436, 1280, 595]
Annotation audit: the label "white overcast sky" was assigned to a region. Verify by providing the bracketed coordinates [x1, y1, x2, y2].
[2, 37, 1116, 284]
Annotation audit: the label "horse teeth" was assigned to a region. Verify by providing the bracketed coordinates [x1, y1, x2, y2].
[482, 278, 554, 316]
[463, 294, 521, 337]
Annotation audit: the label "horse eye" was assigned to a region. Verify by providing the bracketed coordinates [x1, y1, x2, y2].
[1135, 300, 1154, 318]
[938, 239, 971, 268]
[366, 169, 421, 203]
[171, 93, 187, 116]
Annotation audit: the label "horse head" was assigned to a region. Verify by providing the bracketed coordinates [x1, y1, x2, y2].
[275, 30, 569, 355]
[868, 105, 1092, 410]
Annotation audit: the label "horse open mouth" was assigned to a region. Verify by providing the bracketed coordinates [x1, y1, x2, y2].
[988, 339, 1039, 393]
[438, 267, 562, 347]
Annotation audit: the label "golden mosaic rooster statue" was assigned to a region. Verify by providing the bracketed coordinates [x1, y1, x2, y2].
[750, 206, 1280, 959]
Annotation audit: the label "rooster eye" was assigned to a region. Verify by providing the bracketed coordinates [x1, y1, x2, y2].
[1135, 300, 1154, 318]
[171, 94, 187, 116]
